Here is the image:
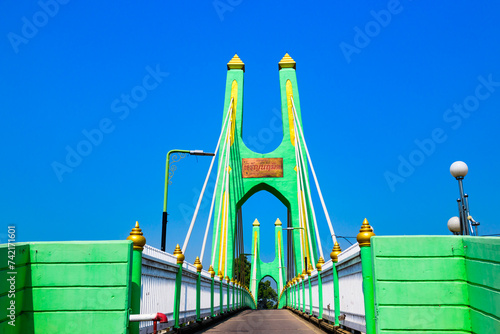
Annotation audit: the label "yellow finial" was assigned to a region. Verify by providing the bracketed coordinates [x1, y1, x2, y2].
[230, 278, 235, 284]
[218, 270, 223, 280]
[307, 263, 313, 276]
[252, 219, 260, 226]
[225, 276, 230, 283]
[173, 244, 185, 264]
[274, 218, 282, 226]
[357, 218, 375, 247]
[227, 54, 245, 72]
[208, 265, 215, 278]
[127, 221, 146, 251]
[316, 257, 325, 271]
[302, 269, 307, 279]
[330, 242, 342, 263]
[194, 256, 203, 272]
[279, 53, 296, 70]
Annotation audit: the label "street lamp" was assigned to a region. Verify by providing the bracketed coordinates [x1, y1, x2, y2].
[161, 149, 215, 251]
[449, 161, 479, 236]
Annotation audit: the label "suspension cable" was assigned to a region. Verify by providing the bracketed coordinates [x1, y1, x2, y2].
[291, 97, 337, 244]
[199, 101, 233, 263]
[182, 99, 233, 254]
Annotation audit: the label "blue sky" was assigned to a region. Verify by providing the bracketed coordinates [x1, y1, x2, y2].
[1, 1, 499, 268]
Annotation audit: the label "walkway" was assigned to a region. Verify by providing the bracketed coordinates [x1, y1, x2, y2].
[194, 309, 325, 333]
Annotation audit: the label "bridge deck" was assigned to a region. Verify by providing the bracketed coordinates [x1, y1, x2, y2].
[194, 309, 325, 333]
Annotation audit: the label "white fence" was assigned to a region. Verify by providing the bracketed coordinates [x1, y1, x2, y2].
[140, 245, 251, 334]
[283, 243, 366, 333]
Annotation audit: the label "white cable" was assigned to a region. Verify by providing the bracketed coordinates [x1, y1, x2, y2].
[217, 122, 232, 271]
[294, 130, 316, 267]
[294, 117, 324, 259]
[291, 97, 337, 244]
[211, 115, 232, 267]
[294, 141, 305, 270]
[199, 104, 233, 263]
[182, 103, 233, 254]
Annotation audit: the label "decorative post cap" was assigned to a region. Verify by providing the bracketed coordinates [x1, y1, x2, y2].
[279, 53, 296, 70]
[330, 242, 342, 263]
[218, 270, 223, 280]
[307, 263, 313, 276]
[357, 218, 375, 247]
[225, 276, 230, 283]
[208, 265, 215, 278]
[127, 221, 146, 251]
[252, 219, 260, 226]
[316, 257, 325, 271]
[274, 218, 282, 226]
[194, 256, 203, 272]
[173, 244, 185, 264]
[227, 54, 245, 72]
[301, 269, 307, 279]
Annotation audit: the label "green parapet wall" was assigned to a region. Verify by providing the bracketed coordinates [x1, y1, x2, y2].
[210, 54, 319, 287]
[0, 241, 133, 334]
[371, 236, 500, 334]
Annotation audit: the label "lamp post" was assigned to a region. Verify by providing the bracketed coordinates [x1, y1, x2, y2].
[449, 161, 479, 236]
[161, 149, 215, 251]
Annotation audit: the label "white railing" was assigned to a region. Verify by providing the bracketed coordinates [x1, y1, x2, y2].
[283, 243, 365, 333]
[140, 245, 232, 334]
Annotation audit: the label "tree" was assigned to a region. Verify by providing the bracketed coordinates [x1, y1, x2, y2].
[257, 280, 278, 309]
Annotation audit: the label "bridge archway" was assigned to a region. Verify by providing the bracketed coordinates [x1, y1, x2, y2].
[257, 275, 278, 309]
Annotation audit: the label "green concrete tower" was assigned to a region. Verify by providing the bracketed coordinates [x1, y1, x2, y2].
[210, 54, 319, 297]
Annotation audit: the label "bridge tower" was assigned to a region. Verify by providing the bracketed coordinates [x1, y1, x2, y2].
[210, 54, 319, 303]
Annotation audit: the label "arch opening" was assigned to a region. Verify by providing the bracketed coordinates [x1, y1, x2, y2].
[257, 275, 278, 309]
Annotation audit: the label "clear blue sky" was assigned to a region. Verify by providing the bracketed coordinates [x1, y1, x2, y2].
[1, 1, 499, 268]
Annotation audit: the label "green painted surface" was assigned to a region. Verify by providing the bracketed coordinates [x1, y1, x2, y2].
[130, 248, 142, 334]
[372, 236, 500, 334]
[211, 60, 319, 290]
[0, 241, 133, 334]
[361, 246, 376, 334]
[249, 222, 286, 304]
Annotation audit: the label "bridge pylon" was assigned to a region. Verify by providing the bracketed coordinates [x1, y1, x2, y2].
[249, 218, 286, 307]
[210, 54, 319, 296]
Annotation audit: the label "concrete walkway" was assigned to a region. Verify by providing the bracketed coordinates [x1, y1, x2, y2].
[193, 309, 325, 333]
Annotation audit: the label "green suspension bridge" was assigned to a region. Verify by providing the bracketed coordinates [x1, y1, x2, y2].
[1, 54, 498, 334]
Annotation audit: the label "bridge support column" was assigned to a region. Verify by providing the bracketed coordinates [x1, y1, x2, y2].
[231, 279, 235, 310]
[307, 264, 312, 315]
[301, 271, 306, 313]
[330, 242, 342, 325]
[357, 219, 376, 334]
[173, 245, 185, 329]
[127, 222, 146, 334]
[316, 257, 325, 320]
[209, 266, 215, 317]
[225, 276, 230, 311]
[218, 271, 224, 314]
[194, 257, 203, 322]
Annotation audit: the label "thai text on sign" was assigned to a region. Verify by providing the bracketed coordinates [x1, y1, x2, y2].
[242, 158, 283, 178]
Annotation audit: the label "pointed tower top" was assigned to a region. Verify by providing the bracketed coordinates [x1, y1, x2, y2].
[279, 53, 296, 70]
[227, 54, 245, 72]
[252, 219, 260, 226]
[274, 218, 282, 226]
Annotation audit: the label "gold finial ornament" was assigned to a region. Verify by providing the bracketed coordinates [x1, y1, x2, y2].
[307, 263, 313, 276]
[225, 276, 230, 283]
[274, 218, 282, 226]
[173, 244, 185, 264]
[127, 221, 146, 251]
[357, 218, 375, 247]
[218, 270, 223, 280]
[301, 269, 307, 279]
[330, 242, 342, 263]
[316, 257, 325, 271]
[252, 219, 260, 226]
[194, 256, 203, 272]
[227, 54, 245, 72]
[279, 53, 296, 70]
[208, 265, 215, 278]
